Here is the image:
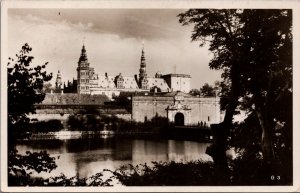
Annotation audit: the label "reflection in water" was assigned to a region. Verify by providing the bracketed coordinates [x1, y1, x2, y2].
[16, 138, 212, 179]
[132, 140, 212, 165]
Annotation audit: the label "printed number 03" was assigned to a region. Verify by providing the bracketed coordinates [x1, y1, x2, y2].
[271, 175, 280, 180]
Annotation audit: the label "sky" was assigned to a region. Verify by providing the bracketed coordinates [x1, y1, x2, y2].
[7, 9, 221, 88]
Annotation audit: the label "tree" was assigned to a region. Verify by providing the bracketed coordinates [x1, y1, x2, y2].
[178, 9, 292, 182]
[7, 44, 56, 185]
[189, 89, 200, 96]
[237, 10, 292, 164]
[42, 82, 53, 93]
[200, 83, 215, 97]
[8, 43, 52, 139]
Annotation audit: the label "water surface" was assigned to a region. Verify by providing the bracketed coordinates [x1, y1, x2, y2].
[16, 137, 212, 180]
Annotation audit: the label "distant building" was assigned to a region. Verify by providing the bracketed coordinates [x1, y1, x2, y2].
[53, 44, 191, 99]
[63, 78, 77, 93]
[161, 74, 191, 93]
[52, 70, 77, 94]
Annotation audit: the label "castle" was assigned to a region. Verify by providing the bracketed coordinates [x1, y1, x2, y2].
[54, 44, 191, 99]
[46, 44, 222, 127]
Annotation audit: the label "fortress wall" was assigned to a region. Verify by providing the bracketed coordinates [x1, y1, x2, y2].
[182, 98, 221, 125]
[132, 97, 173, 122]
[132, 95, 222, 126]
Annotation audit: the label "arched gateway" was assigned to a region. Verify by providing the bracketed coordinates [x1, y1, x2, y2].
[174, 112, 184, 126]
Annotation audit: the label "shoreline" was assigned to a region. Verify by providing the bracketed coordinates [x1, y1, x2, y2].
[21, 128, 213, 142]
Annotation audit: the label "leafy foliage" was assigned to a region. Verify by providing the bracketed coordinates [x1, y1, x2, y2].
[200, 83, 215, 97]
[8, 43, 52, 127]
[110, 161, 215, 186]
[178, 9, 292, 165]
[8, 170, 113, 186]
[8, 157, 292, 186]
[7, 44, 57, 186]
[109, 158, 290, 186]
[67, 108, 170, 133]
[27, 119, 64, 133]
[189, 88, 200, 96]
[8, 149, 57, 186]
[44, 172, 112, 186]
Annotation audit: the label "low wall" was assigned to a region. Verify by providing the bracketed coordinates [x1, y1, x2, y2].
[29, 113, 70, 121]
[31, 105, 132, 122]
[115, 113, 132, 121]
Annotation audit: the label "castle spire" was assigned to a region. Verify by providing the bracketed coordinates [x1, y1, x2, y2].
[78, 44, 88, 63]
[139, 43, 147, 79]
[139, 42, 148, 89]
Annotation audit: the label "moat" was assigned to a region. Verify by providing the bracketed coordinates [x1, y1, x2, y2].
[16, 137, 212, 181]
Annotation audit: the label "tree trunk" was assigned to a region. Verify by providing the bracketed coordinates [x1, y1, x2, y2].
[256, 109, 275, 163]
[206, 65, 239, 184]
[206, 122, 230, 184]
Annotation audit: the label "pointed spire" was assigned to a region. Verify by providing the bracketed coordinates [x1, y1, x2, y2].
[82, 37, 86, 53]
[139, 41, 147, 84]
[140, 42, 146, 68]
[81, 44, 86, 55]
[78, 44, 88, 63]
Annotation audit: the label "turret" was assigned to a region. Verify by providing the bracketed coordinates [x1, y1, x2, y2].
[139, 46, 147, 80]
[139, 44, 148, 89]
[77, 44, 90, 94]
[55, 70, 62, 89]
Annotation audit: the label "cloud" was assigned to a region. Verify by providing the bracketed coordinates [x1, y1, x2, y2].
[8, 9, 187, 40]
[7, 9, 221, 89]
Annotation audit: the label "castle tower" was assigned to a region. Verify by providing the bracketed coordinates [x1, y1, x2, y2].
[77, 44, 90, 94]
[139, 45, 148, 89]
[55, 70, 62, 89]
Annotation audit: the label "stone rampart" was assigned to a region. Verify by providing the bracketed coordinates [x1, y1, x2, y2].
[132, 92, 222, 126]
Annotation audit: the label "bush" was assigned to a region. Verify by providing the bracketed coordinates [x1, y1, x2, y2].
[8, 149, 57, 186]
[110, 161, 215, 186]
[27, 119, 63, 133]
